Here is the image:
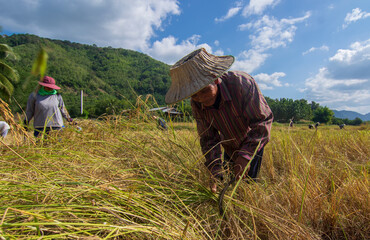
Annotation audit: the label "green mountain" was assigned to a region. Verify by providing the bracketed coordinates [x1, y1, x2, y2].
[0, 34, 171, 118]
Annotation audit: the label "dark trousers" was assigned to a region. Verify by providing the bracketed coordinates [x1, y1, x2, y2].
[34, 127, 62, 138]
[224, 147, 264, 180]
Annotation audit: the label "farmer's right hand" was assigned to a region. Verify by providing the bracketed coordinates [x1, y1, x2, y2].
[234, 156, 250, 181]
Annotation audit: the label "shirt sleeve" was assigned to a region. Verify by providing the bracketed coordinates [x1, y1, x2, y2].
[238, 74, 273, 160]
[25, 93, 36, 124]
[191, 100, 223, 177]
[57, 94, 71, 120]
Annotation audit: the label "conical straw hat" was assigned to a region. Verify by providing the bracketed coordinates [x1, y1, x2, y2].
[165, 48, 234, 104]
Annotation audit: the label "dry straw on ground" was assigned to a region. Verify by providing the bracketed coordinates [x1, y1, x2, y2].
[0, 112, 369, 239]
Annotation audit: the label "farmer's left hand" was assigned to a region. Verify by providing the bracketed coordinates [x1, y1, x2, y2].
[210, 177, 217, 193]
[67, 118, 77, 125]
[233, 156, 250, 180]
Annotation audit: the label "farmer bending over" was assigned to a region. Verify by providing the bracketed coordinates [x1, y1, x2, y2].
[153, 115, 168, 130]
[165, 48, 273, 193]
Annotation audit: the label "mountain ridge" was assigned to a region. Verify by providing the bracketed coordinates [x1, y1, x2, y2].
[1, 33, 171, 117]
[332, 110, 370, 121]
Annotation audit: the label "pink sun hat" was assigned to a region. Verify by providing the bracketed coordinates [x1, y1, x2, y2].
[38, 76, 61, 90]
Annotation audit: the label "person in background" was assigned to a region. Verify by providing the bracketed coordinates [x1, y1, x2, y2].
[153, 115, 168, 130]
[0, 121, 10, 139]
[24, 76, 74, 138]
[165, 48, 273, 193]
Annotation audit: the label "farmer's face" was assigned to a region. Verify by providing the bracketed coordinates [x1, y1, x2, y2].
[191, 83, 218, 107]
[44, 87, 54, 91]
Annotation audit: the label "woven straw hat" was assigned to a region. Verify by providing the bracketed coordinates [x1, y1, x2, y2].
[165, 48, 234, 104]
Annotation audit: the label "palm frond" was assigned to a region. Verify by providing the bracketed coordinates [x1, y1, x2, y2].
[0, 43, 17, 60]
[0, 61, 19, 83]
[0, 76, 13, 100]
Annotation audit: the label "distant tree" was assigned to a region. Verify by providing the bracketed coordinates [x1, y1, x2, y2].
[268, 98, 291, 122]
[332, 117, 344, 125]
[292, 99, 312, 121]
[310, 101, 320, 111]
[332, 117, 363, 126]
[312, 106, 334, 124]
[0, 44, 18, 101]
[265, 97, 313, 122]
[351, 117, 362, 126]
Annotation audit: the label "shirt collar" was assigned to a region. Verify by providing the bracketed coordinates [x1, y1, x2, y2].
[201, 79, 232, 110]
[218, 79, 232, 102]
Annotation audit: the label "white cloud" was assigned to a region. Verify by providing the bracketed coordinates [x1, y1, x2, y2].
[304, 39, 370, 114]
[328, 39, 370, 79]
[330, 39, 370, 63]
[146, 35, 211, 64]
[215, 3, 242, 22]
[239, 12, 311, 52]
[343, 8, 370, 29]
[235, 12, 310, 77]
[302, 45, 329, 55]
[242, 0, 280, 16]
[253, 72, 286, 89]
[305, 67, 369, 113]
[231, 49, 270, 73]
[0, 0, 180, 50]
[257, 83, 273, 90]
[233, 11, 310, 89]
[214, 49, 225, 56]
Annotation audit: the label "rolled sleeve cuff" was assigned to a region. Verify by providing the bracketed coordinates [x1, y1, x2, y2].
[237, 149, 253, 161]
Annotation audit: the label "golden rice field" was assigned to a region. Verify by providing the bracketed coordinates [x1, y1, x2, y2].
[0, 116, 369, 239]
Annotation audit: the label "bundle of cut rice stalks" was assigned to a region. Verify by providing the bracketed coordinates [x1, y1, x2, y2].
[0, 98, 34, 146]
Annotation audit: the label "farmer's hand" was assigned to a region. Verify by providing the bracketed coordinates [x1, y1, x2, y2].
[234, 156, 250, 180]
[210, 177, 217, 193]
[209, 172, 223, 193]
[67, 118, 77, 125]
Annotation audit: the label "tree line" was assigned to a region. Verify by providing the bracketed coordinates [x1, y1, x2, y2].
[173, 97, 363, 125]
[264, 97, 363, 125]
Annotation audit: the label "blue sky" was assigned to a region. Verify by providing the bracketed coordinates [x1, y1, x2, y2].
[1, 0, 369, 114]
